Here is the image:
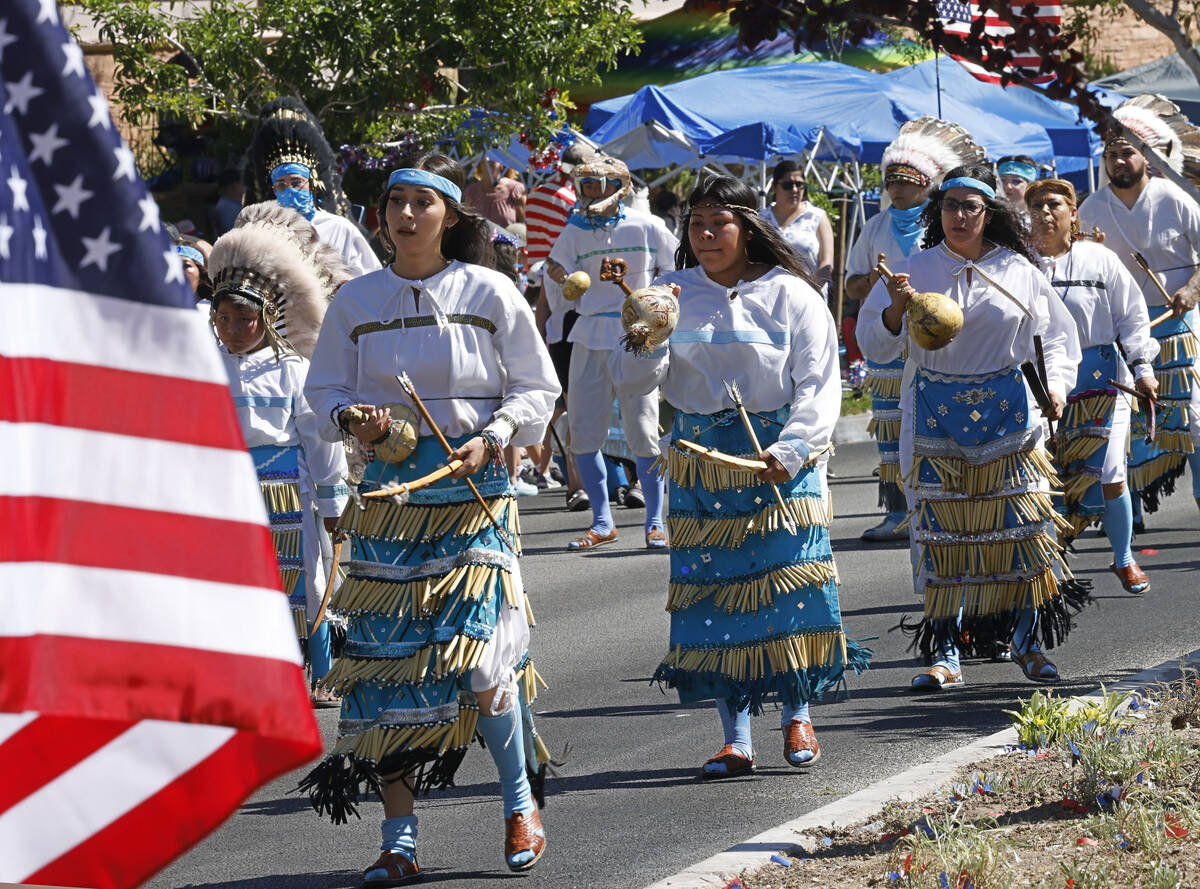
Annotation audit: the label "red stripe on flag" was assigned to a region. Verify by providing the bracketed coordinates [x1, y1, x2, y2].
[26, 729, 319, 889]
[0, 496, 280, 588]
[0, 715, 132, 814]
[0, 636, 315, 738]
[0, 356, 244, 449]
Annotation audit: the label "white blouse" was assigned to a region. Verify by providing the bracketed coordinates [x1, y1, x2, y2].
[762, 203, 826, 276]
[221, 346, 348, 517]
[305, 261, 560, 449]
[609, 265, 841, 478]
[858, 243, 1081, 399]
[1035, 240, 1158, 382]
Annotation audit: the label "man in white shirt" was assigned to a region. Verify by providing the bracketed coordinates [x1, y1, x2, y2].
[1078, 101, 1200, 519]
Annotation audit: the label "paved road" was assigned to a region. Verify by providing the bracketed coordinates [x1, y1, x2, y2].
[150, 442, 1199, 889]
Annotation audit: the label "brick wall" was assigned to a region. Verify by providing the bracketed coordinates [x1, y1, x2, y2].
[1077, 1, 1179, 74]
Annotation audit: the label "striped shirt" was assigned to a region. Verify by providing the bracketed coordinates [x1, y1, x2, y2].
[526, 176, 576, 264]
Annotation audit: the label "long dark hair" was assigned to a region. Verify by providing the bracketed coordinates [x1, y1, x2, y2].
[770, 160, 805, 196]
[376, 152, 493, 267]
[920, 163, 1035, 263]
[676, 174, 817, 287]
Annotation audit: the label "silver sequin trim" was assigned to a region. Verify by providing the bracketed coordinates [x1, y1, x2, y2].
[344, 548, 515, 582]
[339, 702, 460, 735]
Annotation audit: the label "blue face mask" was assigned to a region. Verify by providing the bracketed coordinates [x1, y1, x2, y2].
[276, 186, 316, 220]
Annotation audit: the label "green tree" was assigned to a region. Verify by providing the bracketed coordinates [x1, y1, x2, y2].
[79, 0, 641, 154]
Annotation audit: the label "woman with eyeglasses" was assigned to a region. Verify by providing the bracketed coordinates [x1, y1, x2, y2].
[858, 163, 1088, 692]
[761, 160, 834, 290]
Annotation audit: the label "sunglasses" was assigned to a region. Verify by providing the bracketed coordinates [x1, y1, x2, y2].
[579, 177, 623, 188]
[777, 180, 806, 192]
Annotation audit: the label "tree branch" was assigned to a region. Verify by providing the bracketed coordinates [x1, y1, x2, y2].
[1122, 0, 1200, 83]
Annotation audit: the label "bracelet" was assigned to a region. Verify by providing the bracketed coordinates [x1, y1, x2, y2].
[480, 429, 505, 472]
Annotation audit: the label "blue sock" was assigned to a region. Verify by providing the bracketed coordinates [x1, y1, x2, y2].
[1189, 450, 1200, 497]
[781, 702, 811, 725]
[1011, 607, 1038, 655]
[636, 455, 665, 532]
[705, 699, 752, 774]
[573, 450, 613, 535]
[1104, 490, 1135, 568]
[477, 707, 537, 867]
[308, 619, 332, 682]
[376, 815, 417, 864]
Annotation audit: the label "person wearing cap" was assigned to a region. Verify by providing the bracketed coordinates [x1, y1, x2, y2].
[996, 155, 1038, 226]
[859, 163, 1087, 692]
[303, 154, 559, 884]
[1025, 179, 1158, 595]
[1078, 100, 1200, 521]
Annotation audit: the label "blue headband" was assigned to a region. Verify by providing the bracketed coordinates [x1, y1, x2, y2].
[270, 162, 312, 183]
[386, 168, 462, 204]
[175, 243, 205, 266]
[940, 176, 996, 199]
[997, 160, 1038, 183]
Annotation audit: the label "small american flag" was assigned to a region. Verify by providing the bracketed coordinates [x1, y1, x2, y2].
[0, 1, 322, 886]
[936, 0, 1062, 85]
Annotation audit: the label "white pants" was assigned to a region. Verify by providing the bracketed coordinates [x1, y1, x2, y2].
[567, 345, 660, 457]
[1101, 393, 1132, 485]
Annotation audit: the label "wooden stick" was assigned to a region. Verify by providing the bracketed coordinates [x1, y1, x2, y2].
[310, 538, 343, 634]
[362, 460, 464, 498]
[1149, 307, 1176, 329]
[599, 258, 634, 296]
[723, 379, 797, 535]
[397, 373, 513, 549]
[1135, 252, 1173, 304]
[676, 439, 769, 472]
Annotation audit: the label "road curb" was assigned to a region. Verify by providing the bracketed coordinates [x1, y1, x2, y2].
[642, 648, 1200, 889]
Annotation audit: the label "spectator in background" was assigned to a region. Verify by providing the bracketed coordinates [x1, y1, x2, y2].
[651, 189, 681, 237]
[996, 155, 1038, 228]
[760, 161, 833, 291]
[464, 159, 527, 227]
[212, 169, 245, 236]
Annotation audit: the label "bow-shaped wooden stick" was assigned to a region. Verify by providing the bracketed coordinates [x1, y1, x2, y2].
[1138, 253, 1198, 338]
[722, 378, 797, 535]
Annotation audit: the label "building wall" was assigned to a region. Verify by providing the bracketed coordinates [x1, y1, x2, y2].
[1077, 1, 1178, 75]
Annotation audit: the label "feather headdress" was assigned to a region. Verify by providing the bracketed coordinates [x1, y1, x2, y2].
[1109, 94, 1200, 176]
[242, 97, 349, 215]
[880, 116, 987, 188]
[208, 202, 353, 359]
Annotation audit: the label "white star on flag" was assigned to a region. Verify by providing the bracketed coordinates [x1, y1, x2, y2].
[60, 41, 85, 78]
[87, 88, 112, 130]
[80, 225, 122, 271]
[32, 215, 48, 259]
[113, 143, 136, 181]
[36, 0, 57, 24]
[0, 214, 12, 260]
[0, 19, 17, 62]
[3, 71, 43, 115]
[138, 194, 161, 232]
[52, 174, 94, 219]
[7, 166, 29, 211]
[29, 123, 69, 166]
[163, 247, 186, 284]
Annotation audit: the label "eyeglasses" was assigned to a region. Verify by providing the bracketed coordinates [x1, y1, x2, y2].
[579, 177, 623, 189]
[942, 197, 987, 217]
[777, 180, 806, 192]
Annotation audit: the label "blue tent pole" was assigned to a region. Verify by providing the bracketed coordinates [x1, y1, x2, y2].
[935, 51, 943, 118]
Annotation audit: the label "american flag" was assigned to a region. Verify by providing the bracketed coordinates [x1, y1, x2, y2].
[936, 0, 1062, 85]
[0, 2, 322, 886]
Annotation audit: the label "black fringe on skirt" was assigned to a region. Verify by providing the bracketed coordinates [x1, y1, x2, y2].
[1136, 461, 1187, 515]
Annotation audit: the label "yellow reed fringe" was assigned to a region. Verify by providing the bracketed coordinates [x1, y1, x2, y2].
[918, 490, 1061, 535]
[333, 563, 505, 618]
[1129, 452, 1189, 492]
[864, 374, 902, 400]
[516, 658, 548, 705]
[280, 567, 301, 595]
[1056, 435, 1108, 465]
[924, 568, 1061, 620]
[660, 631, 848, 682]
[879, 462, 901, 485]
[322, 635, 493, 695]
[1155, 365, 1200, 397]
[1062, 512, 1098, 542]
[1061, 471, 1101, 506]
[331, 705, 480, 764]
[292, 605, 308, 640]
[907, 447, 1058, 498]
[1158, 331, 1199, 363]
[867, 418, 902, 442]
[924, 532, 1063, 578]
[667, 498, 828, 549]
[1149, 429, 1196, 454]
[261, 480, 301, 514]
[272, 527, 302, 560]
[667, 559, 837, 614]
[666, 445, 760, 490]
[337, 496, 518, 542]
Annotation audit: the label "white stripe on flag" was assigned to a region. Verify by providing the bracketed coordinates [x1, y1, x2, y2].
[0, 720, 236, 881]
[0, 562, 302, 662]
[0, 422, 268, 525]
[0, 282, 227, 383]
[0, 712, 39, 746]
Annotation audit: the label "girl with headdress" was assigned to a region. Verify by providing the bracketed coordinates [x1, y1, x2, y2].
[207, 203, 353, 705]
[1025, 179, 1159, 594]
[859, 164, 1089, 690]
[611, 174, 870, 779]
[302, 154, 559, 884]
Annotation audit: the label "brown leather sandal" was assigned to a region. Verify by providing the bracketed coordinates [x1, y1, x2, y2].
[783, 720, 821, 769]
[566, 527, 618, 550]
[505, 806, 546, 872]
[910, 664, 964, 692]
[1110, 562, 1150, 595]
[362, 850, 420, 887]
[700, 744, 756, 780]
[1013, 649, 1060, 684]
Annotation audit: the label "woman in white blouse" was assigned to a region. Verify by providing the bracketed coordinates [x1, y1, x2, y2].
[760, 160, 834, 289]
[303, 154, 559, 884]
[612, 174, 869, 781]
